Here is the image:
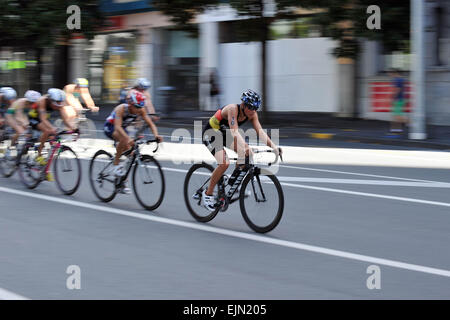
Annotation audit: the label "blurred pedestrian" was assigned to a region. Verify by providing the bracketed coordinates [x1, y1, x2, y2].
[210, 69, 220, 108]
[389, 69, 408, 133]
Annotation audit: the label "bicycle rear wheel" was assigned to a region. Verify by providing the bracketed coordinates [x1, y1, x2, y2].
[54, 145, 81, 195]
[133, 155, 165, 211]
[17, 145, 42, 189]
[239, 172, 284, 233]
[183, 162, 220, 222]
[89, 150, 117, 202]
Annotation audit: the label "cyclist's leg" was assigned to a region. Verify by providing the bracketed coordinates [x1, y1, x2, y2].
[203, 127, 229, 196]
[6, 114, 25, 146]
[35, 122, 53, 157]
[206, 150, 229, 196]
[62, 105, 78, 129]
[112, 129, 131, 166]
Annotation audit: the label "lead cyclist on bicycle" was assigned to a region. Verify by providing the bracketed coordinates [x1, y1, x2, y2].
[201, 89, 282, 211]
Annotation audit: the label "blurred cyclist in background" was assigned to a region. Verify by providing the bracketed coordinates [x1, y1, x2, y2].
[0, 87, 17, 128]
[64, 78, 99, 127]
[28, 88, 76, 166]
[105, 89, 162, 183]
[6, 90, 41, 147]
[119, 78, 159, 121]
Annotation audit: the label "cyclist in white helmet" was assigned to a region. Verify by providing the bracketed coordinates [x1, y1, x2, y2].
[0, 87, 17, 128]
[28, 88, 77, 166]
[63, 78, 99, 127]
[6, 90, 42, 146]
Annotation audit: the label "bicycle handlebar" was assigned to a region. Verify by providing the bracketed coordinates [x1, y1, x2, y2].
[135, 137, 161, 153]
[228, 147, 282, 167]
[252, 148, 282, 166]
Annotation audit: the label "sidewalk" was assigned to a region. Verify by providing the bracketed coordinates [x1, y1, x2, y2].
[94, 105, 450, 151]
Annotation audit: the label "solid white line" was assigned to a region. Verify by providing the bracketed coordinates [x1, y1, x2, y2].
[280, 182, 450, 208]
[0, 186, 449, 278]
[276, 177, 450, 188]
[89, 164, 450, 205]
[0, 287, 29, 300]
[279, 164, 441, 183]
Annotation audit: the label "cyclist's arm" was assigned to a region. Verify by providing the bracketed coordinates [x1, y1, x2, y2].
[9, 100, 27, 128]
[38, 102, 55, 131]
[251, 114, 280, 154]
[141, 109, 160, 139]
[143, 90, 156, 115]
[226, 105, 249, 156]
[59, 107, 76, 131]
[79, 87, 97, 110]
[64, 85, 83, 110]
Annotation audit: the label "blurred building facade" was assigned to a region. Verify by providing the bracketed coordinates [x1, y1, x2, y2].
[2, 1, 448, 125]
[358, 0, 450, 125]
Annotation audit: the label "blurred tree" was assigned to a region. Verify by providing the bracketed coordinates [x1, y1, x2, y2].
[0, 0, 102, 91]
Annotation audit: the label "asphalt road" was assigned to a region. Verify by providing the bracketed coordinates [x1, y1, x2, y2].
[0, 129, 449, 300]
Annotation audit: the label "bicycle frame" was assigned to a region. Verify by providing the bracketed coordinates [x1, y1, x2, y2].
[25, 131, 78, 177]
[102, 137, 159, 190]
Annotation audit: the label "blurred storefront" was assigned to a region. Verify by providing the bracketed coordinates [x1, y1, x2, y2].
[87, 31, 139, 102]
[73, 0, 200, 113]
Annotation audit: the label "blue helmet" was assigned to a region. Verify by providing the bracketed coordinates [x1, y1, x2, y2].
[47, 88, 66, 107]
[134, 78, 151, 91]
[241, 89, 261, 111]
[0, 87, 17, 101]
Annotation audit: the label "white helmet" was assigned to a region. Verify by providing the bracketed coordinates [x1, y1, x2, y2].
[47, 88, 66, 107]
[24, 90, 41, 103]
[0, 87, 17, 101]
[134, 78, 151, 90]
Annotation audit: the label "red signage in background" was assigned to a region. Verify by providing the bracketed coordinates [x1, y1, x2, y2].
[101, 16, 124, 32]
[370, 81, 413, 112]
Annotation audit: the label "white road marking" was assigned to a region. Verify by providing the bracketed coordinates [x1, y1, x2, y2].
[0, 186, 449, 278]
[276, 177, 450, 188]
[279, 164, 442, 183]
[280, 182, 450, 208]
[0, 287, 29, 300]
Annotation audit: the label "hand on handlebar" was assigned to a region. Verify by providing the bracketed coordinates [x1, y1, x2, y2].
[155, 134, 163, 143]
[90, 106, 100, 113]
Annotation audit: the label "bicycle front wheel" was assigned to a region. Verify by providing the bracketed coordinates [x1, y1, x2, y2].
[54, 145, 81, 195]
[89, 150, 117, 202]
[17, 145, 42, 189]
[240, 172, 284, 233]
[183, 162, 220, 222]
[133, 155, 165, 211]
